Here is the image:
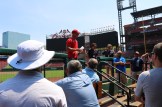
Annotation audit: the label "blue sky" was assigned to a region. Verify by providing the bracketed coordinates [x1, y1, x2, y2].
[0, 0, 161, 45]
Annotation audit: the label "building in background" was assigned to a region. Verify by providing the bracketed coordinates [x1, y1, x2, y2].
[2, 31, 30, 49]
[124, 6, 162, 57]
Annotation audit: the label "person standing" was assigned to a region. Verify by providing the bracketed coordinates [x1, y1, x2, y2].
[66, 29, 83, 60]
[114, 50, 127, 85]
[131, 51, 144, 80]
[114, 50, 127, 96]
[55, 60, 100, 107]
[102, 44, 114, 57]
[102, 44, 114, 75]
[0, 40, 67, 107]
[135, 42, 162, 107]
[82, 58, 100, 83]
[87, 43, 98, 59]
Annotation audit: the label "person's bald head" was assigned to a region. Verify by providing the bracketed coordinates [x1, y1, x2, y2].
[67, 60, 82, 75]
[117, 50, 122, 58]
[88, 58, 98, 69]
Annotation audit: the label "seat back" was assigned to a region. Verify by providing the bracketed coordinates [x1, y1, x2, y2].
[93, 81, 102, 98]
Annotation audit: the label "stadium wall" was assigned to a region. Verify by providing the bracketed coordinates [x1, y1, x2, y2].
[46, 31, 118, 52]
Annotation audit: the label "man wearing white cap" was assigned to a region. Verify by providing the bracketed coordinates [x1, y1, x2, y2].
[0, 40, 67, 107]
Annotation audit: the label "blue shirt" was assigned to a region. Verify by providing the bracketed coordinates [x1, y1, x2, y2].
[82, 67, 100, 83]
[55, 71, 100, 107]
[114, 57, 126, 73]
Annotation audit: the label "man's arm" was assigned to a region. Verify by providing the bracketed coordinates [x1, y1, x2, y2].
[114, 62, 121, 66]
[113, 58, 120, 66]
[135, 73, 145, 103]
[135, 96, 141, 101]
[66, 46, 78, 51]
[135, 95, 145, 103]
[66, 39, 82, 52]
[114, 58, 126, 66]
[118, 61, 125, 66]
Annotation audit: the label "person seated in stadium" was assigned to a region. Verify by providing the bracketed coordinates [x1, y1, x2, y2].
[82, 58, 100, 83]
[55, 60, 100, 107]
[0, 40, 67, 107]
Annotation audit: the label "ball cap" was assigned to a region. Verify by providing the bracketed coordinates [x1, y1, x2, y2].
[72, 29, 80, 34]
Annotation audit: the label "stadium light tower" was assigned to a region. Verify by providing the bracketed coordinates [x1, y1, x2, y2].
[117, 0, 137, 51]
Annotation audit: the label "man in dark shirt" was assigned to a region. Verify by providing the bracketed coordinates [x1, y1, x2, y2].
[102, 44, 114, 75]
[131, 51, 144, 80]
[88, 43, 98, 59]
[102, 44, 114, 57]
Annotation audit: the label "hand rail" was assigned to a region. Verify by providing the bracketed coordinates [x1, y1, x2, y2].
[102, 71, 133, 99]
[100, 61, 137, 83]
[102, 89, 126, 107]
[95, 70, 130, 106]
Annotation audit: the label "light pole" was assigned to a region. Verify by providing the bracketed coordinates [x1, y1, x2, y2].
[142, 16, 147, 53]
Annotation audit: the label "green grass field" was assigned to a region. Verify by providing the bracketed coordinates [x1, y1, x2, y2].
[0, 68, 131, 82]
[0, 69, 64, 82]
[0, 73, 17, 82]
[44, 70, 64, 78]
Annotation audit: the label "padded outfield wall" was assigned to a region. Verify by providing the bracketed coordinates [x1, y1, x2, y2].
[46, 31, 118, 52]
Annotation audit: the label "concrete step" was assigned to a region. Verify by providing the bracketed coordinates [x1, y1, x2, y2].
[100, 93, 141, 107]
[109, 101, 143, 107]
[99, 94, 126, 107]
[99, 96, 114, 106]
[129, 101, 143, 107]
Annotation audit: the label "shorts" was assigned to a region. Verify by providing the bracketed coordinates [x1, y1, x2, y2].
[131, 71, 142, 79]
[116, 72, 127, 84]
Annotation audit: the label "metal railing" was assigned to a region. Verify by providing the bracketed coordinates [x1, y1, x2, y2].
[102, 89, 126, 107]
[100, 61, 137, 83]
[102, 71, 134, 99]
[95, 70, 130, 106]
